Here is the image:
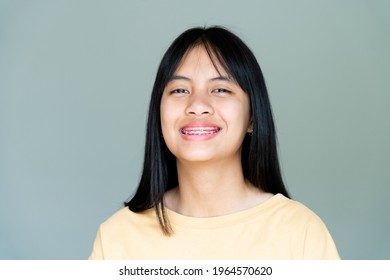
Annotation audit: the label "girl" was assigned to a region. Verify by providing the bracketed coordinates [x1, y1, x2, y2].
[89, 26, 339, 259]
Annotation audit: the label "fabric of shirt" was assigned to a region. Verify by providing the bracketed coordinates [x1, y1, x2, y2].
[89, 194, 340, 259]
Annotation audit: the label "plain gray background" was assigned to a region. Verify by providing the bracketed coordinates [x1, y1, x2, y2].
[1, 0, 389, 259]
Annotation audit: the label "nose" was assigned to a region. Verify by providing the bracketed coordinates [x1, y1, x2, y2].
[185, 92, 214, 116]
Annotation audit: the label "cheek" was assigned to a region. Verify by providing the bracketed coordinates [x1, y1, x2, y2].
[160, 101, 178, 138]
[224, 100, 251, 128]
[160, 98, 170, 129]
[240, 98, 251, 127]
[160, 110, 170, 137]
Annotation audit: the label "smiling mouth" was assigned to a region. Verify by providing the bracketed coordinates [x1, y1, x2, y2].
[180, 127, 221, 135]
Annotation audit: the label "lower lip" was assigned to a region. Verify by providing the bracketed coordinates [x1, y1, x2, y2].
[180, 130, 221, 141]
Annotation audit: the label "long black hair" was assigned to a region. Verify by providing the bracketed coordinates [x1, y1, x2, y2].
[125, 26, 289, 234]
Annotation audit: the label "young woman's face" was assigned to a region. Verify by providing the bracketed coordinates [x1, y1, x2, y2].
[160, 46, 252, 164]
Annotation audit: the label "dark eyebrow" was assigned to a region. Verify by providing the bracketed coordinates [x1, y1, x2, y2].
[210, 76, 232, 82]
[169, 75, 191, 81]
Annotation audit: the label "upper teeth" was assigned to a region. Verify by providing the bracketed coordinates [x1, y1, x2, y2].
[181, 127, 220, 135]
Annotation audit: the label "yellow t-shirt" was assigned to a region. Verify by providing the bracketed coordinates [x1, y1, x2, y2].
[89, 194, 340, 259]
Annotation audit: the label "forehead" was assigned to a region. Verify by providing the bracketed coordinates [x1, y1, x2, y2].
[173, 45, 229, 77]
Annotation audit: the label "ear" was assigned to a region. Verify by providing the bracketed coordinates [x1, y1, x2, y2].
[247, 120, 253, 134]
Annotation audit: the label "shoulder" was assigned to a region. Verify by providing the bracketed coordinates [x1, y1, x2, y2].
[264, 194, 335, 243]
[267, 194, 325, 226]
[89, 207, 162, 260]
[268, 194, 340, 259]
[99, 207, 157, 236]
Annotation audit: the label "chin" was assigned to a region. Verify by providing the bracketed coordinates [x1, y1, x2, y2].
[176, 150, 218, 163]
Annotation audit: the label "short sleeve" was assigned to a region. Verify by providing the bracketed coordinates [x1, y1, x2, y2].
[302, 217, 340, 259]
[88, 226, 104, 260]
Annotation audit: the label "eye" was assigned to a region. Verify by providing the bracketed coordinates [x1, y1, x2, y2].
[212, 88, 232, 94]
[170, 88, 190, 94]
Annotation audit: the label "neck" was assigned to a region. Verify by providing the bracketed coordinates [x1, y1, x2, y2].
[165, 158, 270, 217]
